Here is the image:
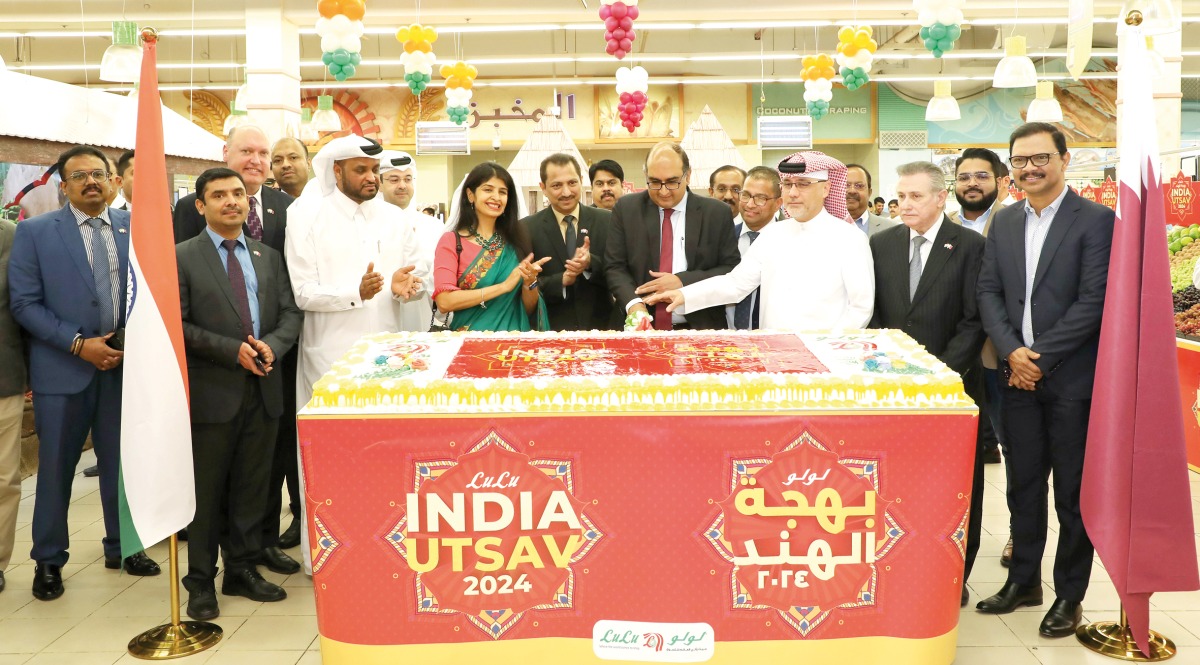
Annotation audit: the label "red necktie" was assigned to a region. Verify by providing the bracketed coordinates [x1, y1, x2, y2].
[655, 208, 675, 331]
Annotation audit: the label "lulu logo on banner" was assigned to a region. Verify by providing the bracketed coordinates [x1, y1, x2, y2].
[386, 431, 605, 639]
[703, 432, 905, 637]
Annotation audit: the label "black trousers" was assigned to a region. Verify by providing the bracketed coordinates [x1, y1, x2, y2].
[961, 367, 986, 583]
[261, 349, 300, 547]
[1001, 386, 1094, 602]
[185, 377, 277, 590]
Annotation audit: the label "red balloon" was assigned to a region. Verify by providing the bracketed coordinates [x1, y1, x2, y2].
[615, 49, 626, 58]
[619, 92, 632, 103]
[604, 17, 619, 31]
[610, 2, 628, 19]
[619, 37, 632, 50]
[628, 5, 639, 19]
[612, 28, 626, 40]
[619, 17, 633, 30]
[626, 29, 636, 42]
[598, 5, 611, 19]
[604, 30, 613, 41]
[632, 91, 646, 103]
[606, 42, 618, 55]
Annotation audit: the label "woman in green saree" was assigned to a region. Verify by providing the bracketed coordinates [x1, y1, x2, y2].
[432, 162, 551, 331]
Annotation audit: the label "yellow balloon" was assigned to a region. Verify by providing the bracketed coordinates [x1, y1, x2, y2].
[423, 27, 438, 43]
[867, 38, 878, 52]
[466, 64, 478, 79]
[854, 33, 871, 48]
[439, 64, 453, 78]
[861, 25, 874, 36]
[802, 55, 816, 68]
[396, 28, 410, 42]
[838, 27, 854, 42]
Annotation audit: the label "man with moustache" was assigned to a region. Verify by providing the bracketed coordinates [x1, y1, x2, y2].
[605, 142, 740, 330]
[589, 160, 625, 211]
[645, 151, 873, 330]
[523, 153, 616, 331]
[845, 164, 898, 236]
[975, 122, 1114, 639]
[888, 199, 899, 218]
[725, 167, 782, 329]
[379, 150, 443, 332]
[9, 146, 160, 601]
[270, 138, 310, 200]
[176, 167, 302, 620]
[869, 161, 986, 607]
[708, 165, 746, 226]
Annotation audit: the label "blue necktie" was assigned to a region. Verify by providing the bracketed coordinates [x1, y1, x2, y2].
[734, 231, 760, 329]
[87, 218, 116, 334]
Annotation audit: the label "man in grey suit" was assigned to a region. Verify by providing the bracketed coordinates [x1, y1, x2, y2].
[522, 153, 618, 331]
[975, 123, 1114, 639]
[176, 167, 302, 620]
[846, 164, 899, 236]
[869, 161, 986, 608]
[0, 218, 25, 594]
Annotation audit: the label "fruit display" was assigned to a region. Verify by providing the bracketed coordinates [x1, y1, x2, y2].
[1174, 286, 1200, 314]
[1171, 225, 1200, 337]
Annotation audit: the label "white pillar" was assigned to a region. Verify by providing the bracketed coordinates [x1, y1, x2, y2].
[243, 0, 302, 143]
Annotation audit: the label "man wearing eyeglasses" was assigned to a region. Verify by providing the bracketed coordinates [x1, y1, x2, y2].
[605, 142, 740, 330]
[724, 167, 782, 329]
[845, 164, 898, 236]
[708, 165, 747, 223]
[9, 146, 162, 602]
[975, 123, 1114, 639]
[644, 151, 873, 331]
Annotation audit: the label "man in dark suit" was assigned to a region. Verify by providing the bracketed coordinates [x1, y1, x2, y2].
[522, 153, 617, 331]
[605, 142, 740, 330]
[869, 160, 986, 607]
[975, 122, 1114, 638]
[173, 125, 302, 570]
[9, 145, 161, 601]
[176, 167, 302, 620]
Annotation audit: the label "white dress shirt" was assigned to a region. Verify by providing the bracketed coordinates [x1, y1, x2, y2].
[1021, 186, 1070, 347]
[725, 220, 771, 328]
[908, 216, 944, 277]
[627, 191, 689, 324]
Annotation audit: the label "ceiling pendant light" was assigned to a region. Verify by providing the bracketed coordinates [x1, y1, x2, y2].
[993, 35, 1037, 88]
[233, 73, 251, 113]
[925, 80, 961, 122]
[311, 94, 342, 132]
[223, 102, 248, 136]
[1026, 80, 1063, 122]
[299, 108, 319, 143]
[99, 20, 142, 83]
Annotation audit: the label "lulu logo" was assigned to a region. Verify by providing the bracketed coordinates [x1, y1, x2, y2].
[390, 431, 605, 638]
[706, 432, 903, 636]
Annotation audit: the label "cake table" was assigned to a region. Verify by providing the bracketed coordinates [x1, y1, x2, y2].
[297, 329, 978, 664]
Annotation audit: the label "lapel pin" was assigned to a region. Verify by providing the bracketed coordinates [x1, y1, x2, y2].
[943, 243, 953, 250]
[118, 227, 128, 234]
[267, 209, 275, 215]
[252, 250, 261, 256]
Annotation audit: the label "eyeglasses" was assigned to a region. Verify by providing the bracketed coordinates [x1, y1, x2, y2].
[781, 179, 822, 191]
[956, 172, 994, 184]
[383, 175, 413, 185]
[713, 186, 741, 196]
[647, 178, 684, 191]
[66, 170, 110, 183]
[1009, 153, 1058, 169]
[738, 191, 778, 206]
[845, 182, 869, 191]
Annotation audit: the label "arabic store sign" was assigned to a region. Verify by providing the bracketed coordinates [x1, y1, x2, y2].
[752, 82, 874, 143]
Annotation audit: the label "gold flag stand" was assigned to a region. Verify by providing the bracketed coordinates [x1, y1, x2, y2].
[127, 534, 222, 659]
[1076, 606, 1177, 662]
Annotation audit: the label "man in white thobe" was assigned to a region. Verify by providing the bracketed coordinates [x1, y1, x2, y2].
[379, 150, 443, 332]
[646, 151, 874, 329]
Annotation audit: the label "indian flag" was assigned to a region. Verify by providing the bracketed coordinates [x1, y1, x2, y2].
[118, 36, 195, 557]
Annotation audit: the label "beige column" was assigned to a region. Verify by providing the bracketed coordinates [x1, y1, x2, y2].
[243, 0, 302, 143]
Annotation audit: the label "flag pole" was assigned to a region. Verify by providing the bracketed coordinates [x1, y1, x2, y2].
[1076, 603, 1176, 662]
[127, 534, 222, 658]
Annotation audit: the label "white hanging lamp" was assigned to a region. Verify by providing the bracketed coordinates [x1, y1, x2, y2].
[311, 95, 342, 132]
[993, 36, 1037, 88]
[1026, 81, 1063, 122]
[299, 108, 319, 143]
[99, 20, 142, 83]
[925, 80, 961, 122]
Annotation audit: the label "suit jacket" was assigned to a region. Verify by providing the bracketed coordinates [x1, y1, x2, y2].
[522, 205, 619, 331]
[950, 197, 1008, 368]
[177, 232, 303, 424]
[977, 188, 1114, 399]
[604, 190, 740, 329]
[8, 205, 130, 395]
[173, 186, 293, 254]
[866, 212, 900, 236]
[0, 219, 27, 397]
[870, 217, 985, 381]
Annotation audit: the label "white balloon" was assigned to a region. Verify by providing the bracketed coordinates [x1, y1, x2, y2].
[315, 17, 331, 36]
[918, 9, 937, 27]
[937, 8, 960, 25]
[321, 36, 338, 53]
[632, 65, 648, 79]
[329, 15, 352, 33]
[852, 51, 874, 69]
[416, 63, 432, 75]
[803, 89, 815, 102]
[820, 91, 833, 102]
[350, 20, 365, 37]
[342, 37, 362, 54]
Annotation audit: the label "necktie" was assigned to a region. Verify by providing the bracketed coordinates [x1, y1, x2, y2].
[222, 239, 255, 341]
[87, 218, 116, 334]
[564, 215, 577, 255]
[909, 236, 928, 301]
[246, 197, 264, 242]
[733, 231, 761, 329]
[654, 208, 675, 331]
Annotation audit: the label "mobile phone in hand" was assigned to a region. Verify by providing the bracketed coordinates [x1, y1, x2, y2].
[253, 356, 267, 373]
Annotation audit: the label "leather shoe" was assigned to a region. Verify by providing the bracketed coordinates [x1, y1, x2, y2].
[260, 546, 301, 575]
[105, 551, 161, 576]
[83, 464, 100, 477]
[32, 564, 64, 601]
[177, 528, 188, 542]
[976, 582, 1043, 614]
[961, 586, 969, 608]
[278, 518, 301, 550]
[221, 569, 287, 602]
[1039, 598, 1083, 638]
[1000, 536, 1014, 568]
[186, 588, 220, 621]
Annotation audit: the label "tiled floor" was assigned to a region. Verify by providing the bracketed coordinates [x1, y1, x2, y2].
[1, 451, 1198, 664]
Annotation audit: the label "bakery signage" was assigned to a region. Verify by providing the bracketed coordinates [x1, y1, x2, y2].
[388, 431, 605, 638]
[704, 432, 904, 637]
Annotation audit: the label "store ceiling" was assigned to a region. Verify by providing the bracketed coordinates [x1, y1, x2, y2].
[2, 0, 1194, 100]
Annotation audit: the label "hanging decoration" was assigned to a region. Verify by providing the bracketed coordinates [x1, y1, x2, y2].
[835, 26, 878, 91]
[441, 60, 478, 125]
[915, 0, 964, 58]
[397, 23, 438, 94]
[599, 0, 640, 60]
[801, 54, 836, 121]
[316, 0, 365, 81]
[614, 65, 649, 133]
